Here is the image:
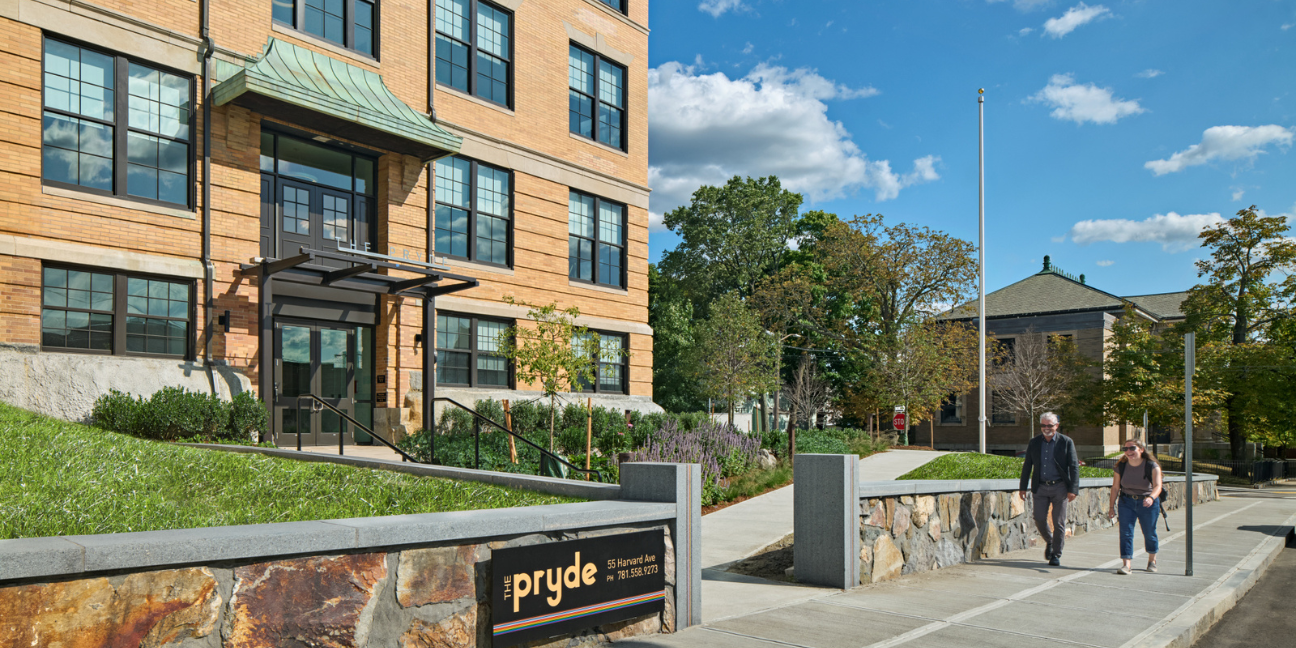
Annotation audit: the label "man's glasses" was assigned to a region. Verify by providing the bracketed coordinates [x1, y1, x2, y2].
[1041, 424, 1058, 429]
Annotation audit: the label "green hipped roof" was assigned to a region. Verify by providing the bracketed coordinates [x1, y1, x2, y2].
[939, 260, 1188, 322]
[213, 38, 461, 161]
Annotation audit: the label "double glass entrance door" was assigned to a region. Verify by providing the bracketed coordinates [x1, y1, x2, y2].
[275, 321, 355, 447]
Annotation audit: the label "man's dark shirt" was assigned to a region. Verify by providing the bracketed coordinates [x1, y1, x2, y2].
[1040, 434, 1060, 482]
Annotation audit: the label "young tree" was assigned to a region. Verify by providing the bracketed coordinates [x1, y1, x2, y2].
[785, 352, 835, 430]
[872, 321, 978, 445]
[990, 328, 1089, 440]
[1181, 206, 1296, 458]
[691, 293, 779, 425]
[649, 265, 706, 412]
[498, 297, 606, 451]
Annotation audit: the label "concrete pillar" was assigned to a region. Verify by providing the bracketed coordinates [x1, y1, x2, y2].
[793, 454, 860, 588]
[619, 462, 702, 630]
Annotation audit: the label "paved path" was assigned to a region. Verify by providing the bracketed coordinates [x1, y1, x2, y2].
[296, 443, 407, 462]
[622, 494, 1296, 648]
[695, 450, 948, 623]
[701, 450, 947, 570]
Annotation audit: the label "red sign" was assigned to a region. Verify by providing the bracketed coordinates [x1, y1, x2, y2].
[892, 412, 906, 429]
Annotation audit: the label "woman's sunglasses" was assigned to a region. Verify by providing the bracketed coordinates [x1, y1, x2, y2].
[1123, 446, 1139, 452]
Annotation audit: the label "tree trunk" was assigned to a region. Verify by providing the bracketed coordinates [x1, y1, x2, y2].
[758, 392, 767, 434]
[728, 399, 735, 427]
[549, 393, 556, 452]
[786, 404, 798, 463]
[1227, 393, 1245, 459]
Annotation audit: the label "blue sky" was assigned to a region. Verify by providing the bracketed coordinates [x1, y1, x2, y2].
[644, 0, 1296, 297]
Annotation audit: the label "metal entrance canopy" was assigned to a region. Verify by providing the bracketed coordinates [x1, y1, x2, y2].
[240, 247, 479, 435]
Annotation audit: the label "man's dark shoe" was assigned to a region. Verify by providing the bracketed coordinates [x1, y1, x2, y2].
[1048, 556, 1060, 567]
[1045, 547, 1053, 561]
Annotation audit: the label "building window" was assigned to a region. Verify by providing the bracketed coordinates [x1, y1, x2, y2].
[568, 191, 625, 288]
[436, 313, 511, 387]
[435, 0, 511, 106]
[433, 156, 511, 266]
[273, 0, 377, 57]
[595, 0, 625, 13]
[42, 37, 192, 207]
[991, 391, 1016, 426]
[938, 394, 964, 425]
[574, 331, 627, 394]
[568, 44, 625, 150]
[41, 266, 192, 358]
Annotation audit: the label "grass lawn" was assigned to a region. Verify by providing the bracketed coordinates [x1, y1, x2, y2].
[0, 402, 580, 540]
[897, 452, 1114, 480]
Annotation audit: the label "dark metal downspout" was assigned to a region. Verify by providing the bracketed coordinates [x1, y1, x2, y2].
[425, 2, 436, 433]
[200, 0, 216, 395]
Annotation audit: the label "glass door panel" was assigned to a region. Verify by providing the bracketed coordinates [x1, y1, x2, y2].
[316, 326, 353, 446]
[275, 323, 314, 444]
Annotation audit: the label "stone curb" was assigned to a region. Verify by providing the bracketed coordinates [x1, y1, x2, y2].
[1126, 512, 1296, 648]
[179, 443, 623, 500]
[858, 475, 1216, 498]
[0, 500, 676, 583]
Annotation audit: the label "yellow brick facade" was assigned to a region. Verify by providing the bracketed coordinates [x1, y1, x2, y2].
[0, 0, 653, 428]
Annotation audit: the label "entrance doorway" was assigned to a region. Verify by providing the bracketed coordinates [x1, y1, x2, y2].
[274, 320, 373, 446]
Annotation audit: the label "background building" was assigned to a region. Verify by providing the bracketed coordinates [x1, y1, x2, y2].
[917, 257, 1188, 457]
[0, 0, 655, 444]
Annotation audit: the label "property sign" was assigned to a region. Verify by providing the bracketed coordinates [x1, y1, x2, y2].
[492, 529, 666, 647]
[892, 412, 907, 429]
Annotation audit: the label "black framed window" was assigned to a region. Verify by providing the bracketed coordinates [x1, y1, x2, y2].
[595, 0, 625, 14]
[41, 265, 193, 358]
[938, 394, 963, 425]
[574, 330, 627, 394]
[433, 155, 511, 266]
[991, 391, 1016, 426]
[435, 0, 512, 107]
[273, 0, 378, 58]
[568, 191, 625, 288]
[568, 44, 625, 150]
[436, 313, 511, 387]
[42, 37, 193, 208]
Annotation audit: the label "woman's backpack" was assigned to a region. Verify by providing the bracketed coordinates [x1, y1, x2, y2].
[1116, 460, 1169, 502]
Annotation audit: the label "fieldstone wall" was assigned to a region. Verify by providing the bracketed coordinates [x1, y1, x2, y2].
[858, 480, 1218, 585]
[0, 524, 673, 648]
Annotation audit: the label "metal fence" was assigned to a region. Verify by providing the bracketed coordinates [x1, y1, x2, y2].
[1085, 457, 1295, 485]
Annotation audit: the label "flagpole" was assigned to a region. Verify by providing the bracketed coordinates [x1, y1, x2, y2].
[978, 88, 987, 454]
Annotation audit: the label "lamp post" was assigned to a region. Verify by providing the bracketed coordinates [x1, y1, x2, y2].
[978, 88, 987, 454]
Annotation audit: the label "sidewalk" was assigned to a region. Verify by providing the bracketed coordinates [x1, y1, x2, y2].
[696, 450, 948, 622]
[623, 495, 1296, 648]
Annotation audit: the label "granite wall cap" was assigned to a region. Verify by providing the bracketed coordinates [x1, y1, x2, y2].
[0, 537, 85, 581]
[856, 473, 1216, 499]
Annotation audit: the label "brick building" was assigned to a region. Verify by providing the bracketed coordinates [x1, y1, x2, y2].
[915, 257, 1188, 457]
[0, 0, 655, 444]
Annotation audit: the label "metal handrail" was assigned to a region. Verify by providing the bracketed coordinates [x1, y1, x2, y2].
[294, 394, 424, 464]
[433, 397, 603, 482]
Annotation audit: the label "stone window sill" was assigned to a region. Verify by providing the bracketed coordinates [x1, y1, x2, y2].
[42, 185, 196, 220]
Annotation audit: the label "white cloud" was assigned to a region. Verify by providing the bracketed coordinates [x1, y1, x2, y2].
[648, 62, 936, 216]
[1069, 212, 1225, 252]
[1043, 3, 1112, 38]
[1283, 23, 1293, 31]
[1051, 235, 1066, 242]
[698, 0, 746, 18]
[1145, 125, 1295, 176]
[1019, 27, 1035, 36]
[1096, 260, 1115, 266]
[1232, 189, 1245, 201]
[988, 0, 1054, 11]
[648, 211, 667, 233]
[741, 42, 754, 54]
[1135, 69, 1163, 78]
[1028, 74, 1144, 124]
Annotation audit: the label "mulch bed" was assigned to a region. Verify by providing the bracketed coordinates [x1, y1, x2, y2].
[725, 533, 795, 582]
[891, 445, 938, 451]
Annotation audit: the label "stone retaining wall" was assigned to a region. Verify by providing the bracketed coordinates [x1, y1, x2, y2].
[0, 463, 703, 647]
[858, 477, 1218, 585]
[0, 523, 671, 648]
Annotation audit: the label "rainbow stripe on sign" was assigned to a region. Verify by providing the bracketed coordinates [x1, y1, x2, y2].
[493, 590, 667, 636]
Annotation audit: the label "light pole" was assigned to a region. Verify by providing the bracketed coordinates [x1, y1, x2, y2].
[978, 88, 987, 454]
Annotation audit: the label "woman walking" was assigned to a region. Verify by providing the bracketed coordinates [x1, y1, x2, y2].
[1107, 439, 1163, 574]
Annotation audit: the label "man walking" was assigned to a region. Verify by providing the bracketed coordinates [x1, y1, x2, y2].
[1019, 412, 1079, 566]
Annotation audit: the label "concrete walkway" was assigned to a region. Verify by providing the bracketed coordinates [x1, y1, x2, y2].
[695, 450, 948, 623]
[701, 450, 948, 570]
[622, 495, 1296, 648]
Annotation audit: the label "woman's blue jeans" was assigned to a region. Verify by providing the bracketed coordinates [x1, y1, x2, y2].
[1118, 495, 1160, 560]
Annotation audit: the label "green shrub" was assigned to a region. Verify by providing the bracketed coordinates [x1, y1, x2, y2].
[91, 387, 268, 444]
[91, 389, 141, 434]
[226, 391, 268, 442]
